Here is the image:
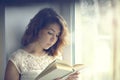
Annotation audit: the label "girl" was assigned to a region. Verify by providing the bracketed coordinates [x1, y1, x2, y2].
[4, 8, 79, 80]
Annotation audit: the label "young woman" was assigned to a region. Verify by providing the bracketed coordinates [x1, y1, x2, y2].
[4, 8, 79, 80]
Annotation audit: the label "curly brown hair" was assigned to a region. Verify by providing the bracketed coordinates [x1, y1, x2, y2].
[21, 8, 69, 56]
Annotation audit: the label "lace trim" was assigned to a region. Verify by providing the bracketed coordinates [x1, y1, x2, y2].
[9, 59, 21, 73]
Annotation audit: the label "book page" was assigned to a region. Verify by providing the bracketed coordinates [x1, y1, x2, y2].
[35, 59, 73, 80]
[73, 64, 85, 71]
[35, 59, 85, 80]
[61, 64, 86, 79]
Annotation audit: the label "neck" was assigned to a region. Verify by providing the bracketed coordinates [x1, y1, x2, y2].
[23, 42, 45, 56]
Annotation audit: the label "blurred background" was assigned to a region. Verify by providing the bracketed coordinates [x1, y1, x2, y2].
[0, 0, 120, 80]
[75, 0, 120, 80]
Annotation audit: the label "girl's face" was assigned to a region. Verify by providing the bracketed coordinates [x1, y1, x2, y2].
[37, 23, 61, 50]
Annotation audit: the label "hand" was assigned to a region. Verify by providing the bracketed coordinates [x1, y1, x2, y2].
[66, 71, 80, 80]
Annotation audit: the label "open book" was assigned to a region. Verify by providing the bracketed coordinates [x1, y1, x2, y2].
[35, 59, 85, 80]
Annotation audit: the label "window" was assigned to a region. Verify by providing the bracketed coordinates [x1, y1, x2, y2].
[74, 0, 120, 80]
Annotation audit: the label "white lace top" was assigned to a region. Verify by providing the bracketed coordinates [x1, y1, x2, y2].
[9, 49, 61, 80]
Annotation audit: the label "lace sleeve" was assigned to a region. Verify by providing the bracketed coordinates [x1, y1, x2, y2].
[9, 51, 22, 73]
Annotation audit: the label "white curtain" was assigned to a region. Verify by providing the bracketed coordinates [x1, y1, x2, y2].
[74, 0, 120, 80]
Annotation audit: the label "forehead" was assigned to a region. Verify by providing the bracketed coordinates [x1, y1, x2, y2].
[46, 23, 61, 32]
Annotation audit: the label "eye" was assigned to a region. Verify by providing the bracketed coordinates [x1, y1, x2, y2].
[48, 32, 53, 35]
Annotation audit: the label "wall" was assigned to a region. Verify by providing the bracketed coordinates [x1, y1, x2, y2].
[0, 3, 5, 80]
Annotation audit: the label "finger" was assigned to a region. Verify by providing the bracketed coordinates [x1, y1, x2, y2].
[68, 74, 79, 79]
[70, 73, 80, 77]
[67, 77, 79, 80]
[74, 71, 80, 75]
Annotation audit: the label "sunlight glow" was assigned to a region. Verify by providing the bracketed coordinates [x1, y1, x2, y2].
[73, 0, 120, 80]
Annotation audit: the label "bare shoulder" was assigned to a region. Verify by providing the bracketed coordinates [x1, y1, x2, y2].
[4, 60, 20, 80]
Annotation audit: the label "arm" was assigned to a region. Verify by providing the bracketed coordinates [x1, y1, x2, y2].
[4, 60, 20, 80]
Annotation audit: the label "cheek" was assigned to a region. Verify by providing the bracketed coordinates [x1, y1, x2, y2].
[54, 38, 58, 43]
[39, 36, 46, 43]
[38, 33, 49, 43]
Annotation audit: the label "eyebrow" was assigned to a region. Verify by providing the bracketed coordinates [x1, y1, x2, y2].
[49, 28, 55, 32]
[48, 28, 60, 35]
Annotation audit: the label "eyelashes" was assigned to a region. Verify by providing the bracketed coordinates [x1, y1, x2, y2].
[48, 32, 59, 38]
[48, 32, 53, 35]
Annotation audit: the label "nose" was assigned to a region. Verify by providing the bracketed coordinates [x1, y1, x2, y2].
[50, 35, 56, 42]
